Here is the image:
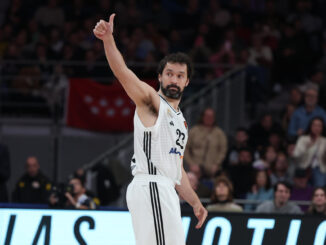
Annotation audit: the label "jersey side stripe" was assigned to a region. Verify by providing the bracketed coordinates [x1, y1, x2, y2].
[151, 182, 164, 245]
[149, 182, 160, 244]
[154, 182, 165, 245]
[149, 132, 157, 175]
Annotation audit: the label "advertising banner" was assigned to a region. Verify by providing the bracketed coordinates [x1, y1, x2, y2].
[0, 208, 325, 245]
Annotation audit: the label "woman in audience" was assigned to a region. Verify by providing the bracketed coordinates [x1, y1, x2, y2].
[307, 187, 326, 215]
[245, 170, 273, 211]
[206, 175, 243, 212]
[293, 117, 326, 187]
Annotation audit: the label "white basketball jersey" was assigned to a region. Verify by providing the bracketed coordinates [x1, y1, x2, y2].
[131, 95, 188, 185]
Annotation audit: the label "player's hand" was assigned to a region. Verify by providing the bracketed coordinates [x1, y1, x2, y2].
[93, 13, 115, 41]
[193, 203, 208, 229]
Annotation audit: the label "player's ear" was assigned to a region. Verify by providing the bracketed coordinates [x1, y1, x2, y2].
[158, 74, 162, 83]
[185, 78, 190, 87]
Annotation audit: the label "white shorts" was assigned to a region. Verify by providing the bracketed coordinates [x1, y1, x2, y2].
[126, 174, 185, 245]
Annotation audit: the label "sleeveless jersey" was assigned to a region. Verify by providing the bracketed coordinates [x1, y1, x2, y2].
[130, 95, 188, 185]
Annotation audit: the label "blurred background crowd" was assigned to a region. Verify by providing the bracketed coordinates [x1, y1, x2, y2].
[1, 0, 326, 214]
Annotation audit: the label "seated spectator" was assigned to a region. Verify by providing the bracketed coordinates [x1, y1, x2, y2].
[274, 22, 307, 85]
[209, 39, 236, 77]
[290, 169, 314, 212]
[249, 113, 283, 151]
[281, 87, 302, 132]
[253, 145, 277, 170]
[186, 171, 211, 199]
[268, 131, 284, 152]
[92, 160, 122, 206]
[245, 170, 273, 212]
[256, 181, 302, 214]
[270, 151, 293, 186]
[248, 33, 273, 68]
[228, 148, 255, 198]
[49, 176, 96, 209]
[289, 86, 303, 108]
[247, 33, 273, 94]
[71, 168, 98, 204]
[224, 127, 250, 168]
[206, 175, 243, 212]
[12, 156, 51, 204]
[286, 139, 297, 179]
[307, 187, 326, 215]
[293, 117, 326, 186]
[288, 86, 326, 138]
[184, 108, 227, 178]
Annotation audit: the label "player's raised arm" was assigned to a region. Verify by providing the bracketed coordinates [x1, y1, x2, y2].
[93, 14, 158, 107]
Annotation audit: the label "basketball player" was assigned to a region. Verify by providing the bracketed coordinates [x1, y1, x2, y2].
[93, 14, 207, 245]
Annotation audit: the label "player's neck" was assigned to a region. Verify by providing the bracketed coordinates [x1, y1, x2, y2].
[158, 92, 181, 111]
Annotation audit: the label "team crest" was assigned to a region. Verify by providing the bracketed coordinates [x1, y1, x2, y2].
[167, 108, 173, 118]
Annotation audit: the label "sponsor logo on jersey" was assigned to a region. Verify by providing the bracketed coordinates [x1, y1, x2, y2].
[169, 147, 183, 159]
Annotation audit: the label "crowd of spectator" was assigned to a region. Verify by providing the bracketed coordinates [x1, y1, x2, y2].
[184, 103, 326, 214]
[2, 0, 326, 215]
[0, 154, 123, 210]
[1, 0, 326, 117]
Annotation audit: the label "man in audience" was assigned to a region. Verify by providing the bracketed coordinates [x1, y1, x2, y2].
[65, 177, 96, 209]
[228, 148, 255, 198]
[249, 113, 283, 150]
[224, 127, 251, 169]
[12, 156, 51, 204]
[184, 107, 228, 178]
[256, 181, 302, 214]
[288, 86, 326, 137]
[290, 169, 314, 212]
[49, 176, 96, 209]
[270, 151, 293, 186]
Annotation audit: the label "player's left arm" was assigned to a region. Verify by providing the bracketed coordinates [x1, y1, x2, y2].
[175, 164, 208, 229]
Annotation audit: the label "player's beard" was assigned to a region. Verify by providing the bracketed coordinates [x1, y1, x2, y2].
[160, 82, 183, 100]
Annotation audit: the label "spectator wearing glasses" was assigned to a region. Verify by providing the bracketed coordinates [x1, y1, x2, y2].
[288, 86, 326, 138]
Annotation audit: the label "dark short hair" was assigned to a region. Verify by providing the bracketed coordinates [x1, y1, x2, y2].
[70, 176, 85, 188]
[238, 147, 252, 154]
[274, 180, 292, 193]
[305, 116, 326, 136]
[236, 127, 249, 134]
[157, 52, 194, 79]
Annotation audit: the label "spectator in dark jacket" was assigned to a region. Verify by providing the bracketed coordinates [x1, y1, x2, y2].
[249, 113, 283, 150]
[12, 156, 51, 204]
